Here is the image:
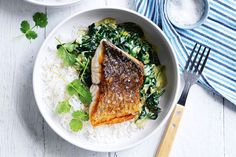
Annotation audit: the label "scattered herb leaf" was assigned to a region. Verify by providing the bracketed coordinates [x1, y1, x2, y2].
[20, 12, 48, 41]
[33, 12, 48, 28]
[69, 118, 82, 132]
[25, 30, 38, 40]
[69, 110, 89, 132]
[57, 46, 77, 66]
[72, 110, 89, 121]
[56, 100, 71, 114]
[20, 21, 30, 33]
[62, 42, 78, 52]
[66, 79, 92, 106]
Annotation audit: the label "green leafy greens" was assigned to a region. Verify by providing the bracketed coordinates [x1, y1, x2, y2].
[20, 12, 48, 40]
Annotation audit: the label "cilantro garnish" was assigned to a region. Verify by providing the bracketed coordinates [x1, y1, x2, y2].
[33, 12, 48, 28]
[69, 118, 82, 132]
[20, 12, 48, 40]
[20, 21, 30, 34]
[69, 110, 89, 132]
[66, 79, 92, 106]
[54, 38, 91, 131]
[56, 100, 71, 114]
[56, 39, 78, 66]
[55, 100, 89, 132]
[57, 46, 77, 66]
[72, 110, 89, 121]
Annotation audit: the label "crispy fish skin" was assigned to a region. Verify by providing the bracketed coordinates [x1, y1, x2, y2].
[89, 39, 144, 126]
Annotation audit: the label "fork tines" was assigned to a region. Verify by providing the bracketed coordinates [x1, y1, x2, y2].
[185, 43, 211, 75]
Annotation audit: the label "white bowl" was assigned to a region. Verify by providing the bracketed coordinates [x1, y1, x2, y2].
[24, 0, 81, 7]
[33, 8, 180, 152]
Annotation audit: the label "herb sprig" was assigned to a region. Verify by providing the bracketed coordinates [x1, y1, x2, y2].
[55, 38, 92, 106]
[55, 99, 89, 132]
[55, 37, 92, 132]
[70, 110, 89, 132]
[56, 100, 71, 114]
[66, 79, 92, 106]
[20, 12, 48, 40]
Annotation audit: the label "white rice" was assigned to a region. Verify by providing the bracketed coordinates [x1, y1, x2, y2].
[40, 46, 142, 144]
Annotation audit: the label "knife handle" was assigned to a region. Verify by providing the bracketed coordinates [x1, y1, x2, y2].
[156, 104, 184, 157]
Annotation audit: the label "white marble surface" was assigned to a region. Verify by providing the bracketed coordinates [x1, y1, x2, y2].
[0, 0, 235, 156]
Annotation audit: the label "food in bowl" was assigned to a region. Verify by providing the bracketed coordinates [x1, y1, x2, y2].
[41, 18, 166, 143]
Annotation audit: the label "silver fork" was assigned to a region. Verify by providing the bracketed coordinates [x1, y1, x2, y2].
[156, 43, 211, 157]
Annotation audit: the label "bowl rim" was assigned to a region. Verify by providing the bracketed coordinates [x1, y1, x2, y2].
[33, 7, 180, 152]
[24, 0, 81, 7]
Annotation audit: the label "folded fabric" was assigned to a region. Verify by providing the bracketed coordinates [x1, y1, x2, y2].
[135, 0, 236, 104]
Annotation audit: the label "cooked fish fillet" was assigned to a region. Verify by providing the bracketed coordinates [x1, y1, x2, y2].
[89, 39, 144, 126]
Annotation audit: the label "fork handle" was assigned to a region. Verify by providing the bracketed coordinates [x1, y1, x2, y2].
[156, 104, 185, 157]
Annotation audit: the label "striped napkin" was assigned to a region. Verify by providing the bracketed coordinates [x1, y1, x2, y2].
[135, 0, 236, 104]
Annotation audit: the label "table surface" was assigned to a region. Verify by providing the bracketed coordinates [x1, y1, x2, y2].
[0, 0, 236, 157]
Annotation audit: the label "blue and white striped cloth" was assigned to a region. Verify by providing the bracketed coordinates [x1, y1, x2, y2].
[135, 0, 236, 104]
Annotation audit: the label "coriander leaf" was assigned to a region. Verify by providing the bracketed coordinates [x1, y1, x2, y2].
[66, 79, 92, 105]
[33, 12, 48, 28]
[57, 47, 77, 66]
[20, 20, 30, 33]
[20, 12, 48, 41]
[25, 30, 38, 40]
[69, 118, 82, 132]
[66, 82, 77, 96]
[72, 110, 89, 121]
[56, 100, 71, 114]
[78, 95, 92, 106]
[62, 42, 78, 52]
